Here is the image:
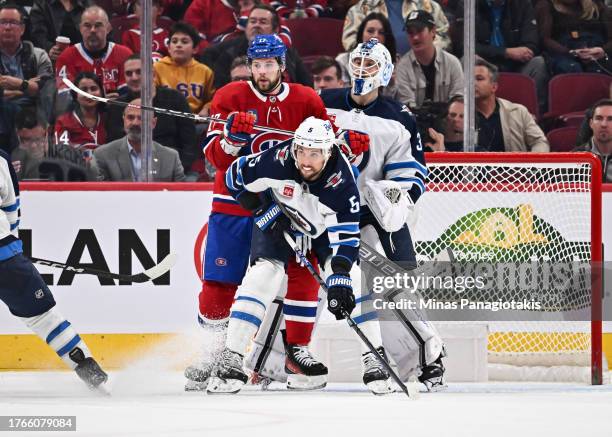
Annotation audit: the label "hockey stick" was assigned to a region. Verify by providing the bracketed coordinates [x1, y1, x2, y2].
[282, 231, 415, 398]
[31, 253, 177, 283]
[62, 77, 293, 136]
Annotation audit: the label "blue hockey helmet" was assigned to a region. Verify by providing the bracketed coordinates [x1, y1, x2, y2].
[247, 34, 287, 67]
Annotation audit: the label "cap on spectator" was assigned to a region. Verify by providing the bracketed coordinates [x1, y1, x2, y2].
[404, 10, 435, 30]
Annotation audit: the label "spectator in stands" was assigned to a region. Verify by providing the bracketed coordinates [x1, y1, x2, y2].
[229, 55, 251, 81]
[396, 10, 463, 109]
[311, 56, 345, 90]
[121, 0, 169, 59]
[55, 5, 133, 114]
[535, 0, 612, 75]
[29, 0, 91, 61]
[154, 21, 214, 117]
[11, 107, 47, 179]
[455, 0, 549, 113]
[106, 54, 198, 173]
[199, 5, 312, 88]
[336, 12, 397, 83]
[269, 0, 329, 19]
[0, 2, 54, 124]
[54, 71, 106, 152]
[183, 0, 242, 45]
[474, 59, 549, 152]
[426, 94, 465, 151]
[93, 98, 186, 181]
[574, 99, 612, 182]
[342, 0, 451, 56]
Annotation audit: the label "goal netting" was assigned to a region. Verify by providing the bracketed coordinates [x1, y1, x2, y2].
[412, 152, 604, 383]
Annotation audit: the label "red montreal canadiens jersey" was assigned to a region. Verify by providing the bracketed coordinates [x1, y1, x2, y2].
[55, 42, 133, 95]
[54, 111, 107, 152]
[122, 27, 169, 57]
[203, 81, 329, 216]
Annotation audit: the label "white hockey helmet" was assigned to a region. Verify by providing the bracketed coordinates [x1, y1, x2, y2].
[292, 116, 336, 167]
[349, 38, 394, 95]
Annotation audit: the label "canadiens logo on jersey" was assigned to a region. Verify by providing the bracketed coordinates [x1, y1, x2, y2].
[251, 132, 290, 154]
[324, 171, 344, 189]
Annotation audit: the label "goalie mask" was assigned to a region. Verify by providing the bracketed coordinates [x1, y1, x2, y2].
[349, 38, 394, 96]
[292, 117, 336, 175]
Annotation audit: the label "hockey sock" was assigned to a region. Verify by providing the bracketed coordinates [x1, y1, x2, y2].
[19, 307, 92, 370]
[198, 280, 237, 320]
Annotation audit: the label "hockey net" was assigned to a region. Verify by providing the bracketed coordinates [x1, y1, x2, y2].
[412, 152, 604, 384]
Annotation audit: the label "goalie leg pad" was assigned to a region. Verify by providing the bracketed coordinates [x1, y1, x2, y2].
[226, 258, 285, 356]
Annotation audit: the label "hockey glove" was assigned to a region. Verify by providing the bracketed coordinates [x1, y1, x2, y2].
[337, 130, 370, 163]
[253, 199, 292, 243]
[326, 273, 355, 320]
[221, 111, 256, 155]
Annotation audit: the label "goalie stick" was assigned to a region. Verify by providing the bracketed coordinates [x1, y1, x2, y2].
[282, 231, 416, 399]
[31, 253, 177, 283]
[62, 77, 293, 136]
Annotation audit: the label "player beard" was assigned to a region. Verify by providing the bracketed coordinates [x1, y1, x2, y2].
[254, 71, 282, 94]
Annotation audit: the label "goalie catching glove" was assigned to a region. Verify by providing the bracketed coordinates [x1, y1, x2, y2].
[364, 180, 412, 232]
[221, 111, 256, 155]
[336, 130, 370, 163]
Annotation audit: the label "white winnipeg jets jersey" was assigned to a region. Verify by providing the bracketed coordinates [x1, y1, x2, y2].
[320, 88, 428, 204]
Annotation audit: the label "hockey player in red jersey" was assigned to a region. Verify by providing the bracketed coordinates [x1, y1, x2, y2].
[184, 34, 368, 391]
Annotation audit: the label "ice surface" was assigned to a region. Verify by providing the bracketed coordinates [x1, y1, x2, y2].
[2, 369, 612, 437]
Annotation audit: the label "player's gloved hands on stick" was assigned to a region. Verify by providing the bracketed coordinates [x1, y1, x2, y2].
[326, 273, 355, 320]
[337, 130, 370, 163]
[253, 198, 292, 243]
[223, 111, 256, 149]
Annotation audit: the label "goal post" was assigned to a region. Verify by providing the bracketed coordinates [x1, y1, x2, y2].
[416, 152, 603, 384]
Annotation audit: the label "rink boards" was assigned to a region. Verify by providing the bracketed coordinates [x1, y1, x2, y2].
[1, 183, 612, 370]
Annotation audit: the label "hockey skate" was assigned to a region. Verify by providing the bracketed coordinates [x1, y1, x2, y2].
[285, 343, 328, 390]
[184, 361, 214, 392]
[362, 347, 394, 395]
[206, 348, 248, 394]
[70, 347, 109, 393]
[418, 355, 447, 392]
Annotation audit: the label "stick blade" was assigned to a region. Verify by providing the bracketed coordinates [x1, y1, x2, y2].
[143, 253, 177, 280]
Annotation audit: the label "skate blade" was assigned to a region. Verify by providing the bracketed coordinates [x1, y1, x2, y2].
[184, 379, 208, 392]
[287, 374, 327, 391]
[93, 383, 111, 397]
[366, 378, 394, 396]
[422, 379, 447, 392]
[206, 377, 245, 394]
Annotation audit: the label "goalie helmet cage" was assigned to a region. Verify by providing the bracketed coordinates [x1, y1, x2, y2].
[418, 152, 603, 384]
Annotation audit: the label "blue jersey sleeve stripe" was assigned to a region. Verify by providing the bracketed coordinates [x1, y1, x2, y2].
[383, 161, 428, 177]
[327, 223, 360, 233]
[9, 219, 20, 231]
[329, 239, 360, 247]
[230, 311, 262, 328]
[355, 294, 372, 304]
[390, 176, 426, 194]
[1, 198, 19, 212]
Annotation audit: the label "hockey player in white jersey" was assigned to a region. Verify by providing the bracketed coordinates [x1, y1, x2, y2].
[0, 150, 108, 391]
[206, 117, 395, 394]
[320, 38, 446, 391]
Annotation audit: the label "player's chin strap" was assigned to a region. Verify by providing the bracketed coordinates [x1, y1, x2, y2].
[30, 253, 177, 283]
[62, 77, 293, 137]
[281, 230, 415, 399]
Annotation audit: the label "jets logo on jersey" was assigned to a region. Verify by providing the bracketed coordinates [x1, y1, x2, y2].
[274, 145, 291, 165]
[324, 171, 344, 189]
[282, 204, 316, 236]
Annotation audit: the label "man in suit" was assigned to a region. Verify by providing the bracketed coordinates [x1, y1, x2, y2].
[93, 98, 186, 182]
